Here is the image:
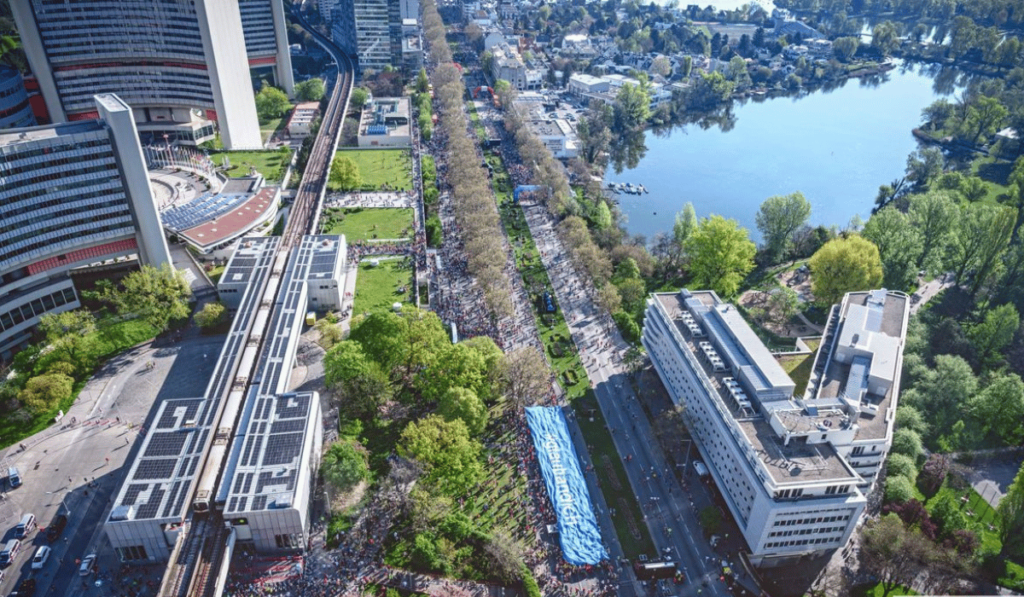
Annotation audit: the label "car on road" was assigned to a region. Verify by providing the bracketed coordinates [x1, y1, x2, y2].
[10, 578, 34, 597]
[30, 545, 50, 570]
[45, 514, 67, 543]
[79, 553, 96, 576]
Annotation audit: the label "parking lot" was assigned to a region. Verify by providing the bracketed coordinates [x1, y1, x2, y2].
[0, 330, 225, 597]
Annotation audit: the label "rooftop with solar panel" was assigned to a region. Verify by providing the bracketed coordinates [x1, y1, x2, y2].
[651, 287, 909, 485]
[357, 96, 412, 148]
[156, 173, 280, 254]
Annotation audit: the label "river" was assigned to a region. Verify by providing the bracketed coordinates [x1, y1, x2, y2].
[607, 63, 962, 243]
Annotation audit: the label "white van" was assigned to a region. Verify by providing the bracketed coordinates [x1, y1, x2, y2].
[694, 460, 710, 478]
[14, 514, 35, 538]
[0, 539, 20, 565]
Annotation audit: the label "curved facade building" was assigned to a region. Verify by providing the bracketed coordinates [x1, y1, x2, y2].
[0, 66, 37, 130]
[9, 0, 291, 149]
[0, 94, 171, 359]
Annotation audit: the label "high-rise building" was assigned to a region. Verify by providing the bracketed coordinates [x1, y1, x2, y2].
[641, 288, 909, 566]
[9, 0, 293, 149]
[0, 66, 37, 130]
[333, 0, 403, 73]
[0, 94, 171, 360]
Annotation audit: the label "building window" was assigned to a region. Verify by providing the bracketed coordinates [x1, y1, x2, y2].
[116, 545, 148, 561]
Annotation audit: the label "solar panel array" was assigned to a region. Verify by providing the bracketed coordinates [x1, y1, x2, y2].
[109, 236, 283, 524]
[160, 192, 253, 232]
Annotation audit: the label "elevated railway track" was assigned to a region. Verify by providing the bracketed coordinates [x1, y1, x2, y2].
[157, 13, 353, 597]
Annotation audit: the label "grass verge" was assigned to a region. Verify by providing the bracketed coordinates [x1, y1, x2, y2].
[334, 149, 413, 191]
[208, 149, 290, 182]
[321, 207, 415, 241]
[352, 258, 415, 315]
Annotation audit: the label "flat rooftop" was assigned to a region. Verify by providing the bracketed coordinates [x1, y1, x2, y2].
[815, 291, 909, 440]
[737, 418, 858, 484]
[299, 234, 346, 280]
[652, 290, 856, 484]
[220, 236, 280, 289]
[222, 392, 316, 515]
[0, 120, 104, 147]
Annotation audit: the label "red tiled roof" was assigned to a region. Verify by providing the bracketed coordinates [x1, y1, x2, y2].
[179, 187, 278, 249]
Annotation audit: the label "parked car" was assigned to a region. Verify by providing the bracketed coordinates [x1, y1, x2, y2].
[30, 545, 50, 570]
[79, 553, 96, 576]
[45, 514, 67, 543]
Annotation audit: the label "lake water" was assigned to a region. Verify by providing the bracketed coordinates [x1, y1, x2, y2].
[608, 63, 959, 243]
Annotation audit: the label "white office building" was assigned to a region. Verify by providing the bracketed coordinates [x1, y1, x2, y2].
[641, 288, 909, 566]
[0, 94, 171, 359]
[9, 0, 291, 149]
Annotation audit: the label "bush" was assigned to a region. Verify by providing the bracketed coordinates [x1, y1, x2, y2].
[891, 428, 923, 459]
[886, 453, 918, 485]
[612, 310, 640, 343]
[885, 474, 915, 504]
[521, 564, 541, 597]
[920, 454, 950, 496]
[425, 215, 443, 247]
[194, 302, 227, 329]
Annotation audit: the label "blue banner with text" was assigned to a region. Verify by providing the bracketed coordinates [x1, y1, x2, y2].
[525, 406, 608, 565]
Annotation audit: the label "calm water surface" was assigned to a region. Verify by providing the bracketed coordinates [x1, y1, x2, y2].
[608, 64, 959, 242]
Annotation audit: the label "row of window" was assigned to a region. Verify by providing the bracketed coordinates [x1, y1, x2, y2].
[115, 545, 149, 562]
[773, 514, 852, 527]
[0, 193, 126, 235]
[0, 222, 132, 272]
[0, 137, 110, 167]
[0, 207, 130, 250]
[765, 537, 838, 549]
[0, 287, 77, 332]
[768, 526, 845, 538]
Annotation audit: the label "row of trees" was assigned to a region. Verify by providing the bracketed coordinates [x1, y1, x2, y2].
[422, 7, 513, 319]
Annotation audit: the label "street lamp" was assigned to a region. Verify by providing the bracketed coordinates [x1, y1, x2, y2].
[45, 491, 69, 514]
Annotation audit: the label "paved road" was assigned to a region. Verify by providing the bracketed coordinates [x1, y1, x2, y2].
[517, 198, 735, 597]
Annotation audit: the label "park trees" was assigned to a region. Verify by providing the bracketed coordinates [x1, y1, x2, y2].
[755, 192, 812, 264]
[862, 207, 923, 290]
[87, 263, 191, 331]
[871, 21, 901, 56]
[416, 342, 492, 405]
[967, 303, 1019, 367]
[398, 415, 483, 496]
[438, 387, 488, 435]
[905, 147, 945, 189]
[328, 154, 362, 191]
[908, 191, 957, 274]
[500, 347, 552, 409]
[967, 372, 1024, 446]
[860, 514, 933, 597]
[321, 440, 370, 491]
[612, 79, 651, 133]
[903, 354, 978, 445]
[37, 310, 96, 374]
[948, 203, 1015, 295]
[323, 341, 392, 419]
[294, 78, 325, 102]
[255, 84, 291, 120]
[685, 71, 734, 111]
[684, 215, 756, 298]
[808, 236, 883, 305]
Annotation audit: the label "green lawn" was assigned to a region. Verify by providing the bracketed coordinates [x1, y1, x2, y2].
[321, 207, 414, 241]
[207, 264, 226, 285]
[970, 155, 1013, 203]
[1001, 560, 1024, 591]
[334, 149, 413, 191]
[259, 103, 294, 144]
[777, 352, 814, 397]
[923, 481, 1002, 554]
[352, 258, 414, 315]
[208, 150, 290, 182]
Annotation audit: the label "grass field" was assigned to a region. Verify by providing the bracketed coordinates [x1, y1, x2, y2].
[335, 149, 413, 191]
[352, 258, 414, 315]
[259, 102, 293, 144]
[206, 264, 226, 285]
[208, 150, 290, 182]
[778, 352, 814, 397]
[321, 207, 414, 241]
[971, 155, 1013, 203]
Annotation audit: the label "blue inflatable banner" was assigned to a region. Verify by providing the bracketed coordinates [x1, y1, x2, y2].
[525, 406, 608, 565]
